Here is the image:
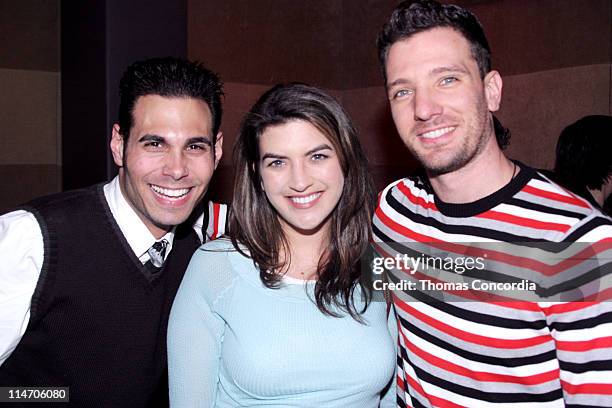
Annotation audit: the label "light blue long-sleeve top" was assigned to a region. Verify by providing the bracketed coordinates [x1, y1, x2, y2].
[168, 239, 397, 407]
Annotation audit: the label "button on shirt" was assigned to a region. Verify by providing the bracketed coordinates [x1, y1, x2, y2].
[0, 176, 226, 366]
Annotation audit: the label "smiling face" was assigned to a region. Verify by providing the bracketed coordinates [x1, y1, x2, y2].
[111, 95, 222, 238]
[258, 120, 344, 238]
[385, 27, 502, 175]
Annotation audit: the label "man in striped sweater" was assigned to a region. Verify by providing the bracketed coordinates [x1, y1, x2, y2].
[374, 1, 612, 407]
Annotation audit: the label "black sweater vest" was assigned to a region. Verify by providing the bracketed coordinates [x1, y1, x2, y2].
[0, 184, 200, 407]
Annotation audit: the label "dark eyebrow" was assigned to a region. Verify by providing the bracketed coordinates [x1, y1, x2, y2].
[305, 144, 332, 156]
[387, 78, 411, 89]
[137, 134, 212, 146]
[261, 152, 287, 161]
[138, 134, 164, 143]
[430, 65, 469, 75]
[386, 65, 469, 89]
[186, 136, 212, 146]
[261, 144, 333, 161]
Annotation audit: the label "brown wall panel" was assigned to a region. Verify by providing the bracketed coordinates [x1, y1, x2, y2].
[189, 1, 611, 90]
[338, 0, 392, 90]
[189, 0, 612, 197]
[465, 0, 611, 77]
[188, 0, 343, 88]
[344, 0, 612, 88]
[0, 165, 61, 213]
[342, 86, 406, 167]
[0, 68, 60, 165]
[499, 64, 611, 170]
[218, 83, 270, 167]
[0, 0, 60, 72]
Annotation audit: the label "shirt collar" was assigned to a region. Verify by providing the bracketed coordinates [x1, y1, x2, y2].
[103, 176, 175, 263]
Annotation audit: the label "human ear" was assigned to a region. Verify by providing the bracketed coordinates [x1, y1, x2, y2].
[213, 132, 223, 168]
[484, 70, 503, 112]
[110, 124, 125, 167]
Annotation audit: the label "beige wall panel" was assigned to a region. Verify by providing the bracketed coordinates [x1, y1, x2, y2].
[0, 68, 59, 165]
[498, 64, 610, 170]
[0, 165, 61, 212]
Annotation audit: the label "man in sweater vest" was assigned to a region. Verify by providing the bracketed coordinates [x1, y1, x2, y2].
[0, 57, 227, 407]
[374, 1, 612, 407]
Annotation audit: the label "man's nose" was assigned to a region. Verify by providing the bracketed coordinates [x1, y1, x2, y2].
[163, 151, 189, 180]
[413, 89, 442, 121]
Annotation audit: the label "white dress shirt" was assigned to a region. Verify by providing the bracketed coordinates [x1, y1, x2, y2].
[0, 176, 225, 366]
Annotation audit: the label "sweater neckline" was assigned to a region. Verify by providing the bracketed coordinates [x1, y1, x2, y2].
[95, 183, 166, 285]
[427, 161, 534, 218]
[228, 248, 318, 302]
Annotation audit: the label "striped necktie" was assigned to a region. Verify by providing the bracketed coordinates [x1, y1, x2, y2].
[147, 239, 168, 268]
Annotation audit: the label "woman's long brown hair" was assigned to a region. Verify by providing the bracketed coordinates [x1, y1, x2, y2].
[229, 83, 376, 321]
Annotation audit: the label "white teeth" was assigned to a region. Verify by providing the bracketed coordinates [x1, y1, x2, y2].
[420, 126, 455, 139]
[150, 185, 190, 198]
[290, 193, 321, 205]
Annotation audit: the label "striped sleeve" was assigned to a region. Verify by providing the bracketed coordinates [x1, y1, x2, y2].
[542, 301, 612, 407]
[543, 221, 612, 407]
[194, 201, 228, 243]
[204, 201, 228, 241]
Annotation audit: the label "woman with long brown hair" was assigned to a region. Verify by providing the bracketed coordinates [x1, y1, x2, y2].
[168, 83, 395, 407]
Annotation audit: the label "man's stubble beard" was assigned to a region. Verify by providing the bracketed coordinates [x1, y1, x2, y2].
[414, 100, 492, 177]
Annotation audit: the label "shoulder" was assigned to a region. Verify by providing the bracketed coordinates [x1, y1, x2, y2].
[198, 237, 242, 253]
[189, 238, 252, 278]
[379, 174, 429, 201]
[23, 184, 101, 210]
[13, 185, 104, 229]
[0, 209, 42, 246]
[379, 177, 407, 198]
[525, 169, 612, 239]
[196, 239, 254, 273]
[375, 174, 433, 223]
[528, 169, 596, 213]
[1, 209, 40, 230]
[179, 238, 245, 305]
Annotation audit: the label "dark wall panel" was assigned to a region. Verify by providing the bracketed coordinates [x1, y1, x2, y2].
[61, 1, 108, 189]
[0, 0, 59, 72]
[62, 0, 188, 190]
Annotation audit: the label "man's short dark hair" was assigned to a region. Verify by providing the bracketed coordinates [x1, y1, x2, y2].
[118, 57, 223, 141]
[555, 115, 612, 191]
[377, 0, 511, 149]
[377, 0, 491, 81]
